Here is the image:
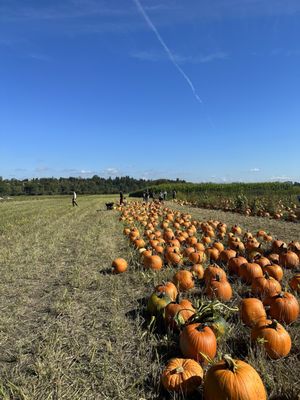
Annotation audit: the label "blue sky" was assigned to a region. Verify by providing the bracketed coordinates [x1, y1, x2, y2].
[0, 0, 300, 182]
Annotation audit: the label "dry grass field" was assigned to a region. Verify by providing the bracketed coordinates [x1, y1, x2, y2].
[0, 196, 299, 400]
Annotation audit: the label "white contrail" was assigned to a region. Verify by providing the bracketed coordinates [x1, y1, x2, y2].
[132, 0, 202, 103]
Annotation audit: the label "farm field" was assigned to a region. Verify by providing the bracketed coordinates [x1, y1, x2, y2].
[0, 195, 299, 399]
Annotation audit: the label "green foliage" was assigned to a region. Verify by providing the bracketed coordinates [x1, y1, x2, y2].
[0, 177, 185, 196]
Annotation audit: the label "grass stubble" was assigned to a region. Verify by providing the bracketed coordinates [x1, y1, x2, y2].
[0, 196, 299, 399]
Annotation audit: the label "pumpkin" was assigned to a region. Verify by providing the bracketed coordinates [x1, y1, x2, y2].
[239, 298, 267, 327]
[206, 247, 220, 262]
[228, 256, 248, 276]
[263, 264, 283, 282]
[289, 273, 300, 293]
[144, 254, 163, 270]
[204, 264, 227, 284]
[161, 358, 203, 394]
[205, 276, 233, 302]
[279, 250, 299, 269]
[203, 355, 267, 400]
[173, 270, 195, 292]
[179, 323, 217, 363]
[190, 264, 204, 279]
[251, 319, 292, 359]
[218, 249, 237, 264]
[112, 258, 128, 273]
[147, 291, 172, 316]
[165, 299, 195, 329]
[155, 282, 178, 302]
[239, 263, 263, 285]
[189, 251, 206, 264]
[264, 292, 299, 324]
[251, 273, 281, 298]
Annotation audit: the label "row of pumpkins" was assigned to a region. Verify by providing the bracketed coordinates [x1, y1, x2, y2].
[111, 201, 300, 399]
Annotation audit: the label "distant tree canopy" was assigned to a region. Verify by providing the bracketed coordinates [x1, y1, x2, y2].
[0, 176, 186, 196]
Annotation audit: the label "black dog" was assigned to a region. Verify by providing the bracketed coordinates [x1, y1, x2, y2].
[105, 202, 114, 210]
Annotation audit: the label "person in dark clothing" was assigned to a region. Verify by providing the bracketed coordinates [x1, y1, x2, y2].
[119, 191, 124, 205]
[172, 189, 177, 200]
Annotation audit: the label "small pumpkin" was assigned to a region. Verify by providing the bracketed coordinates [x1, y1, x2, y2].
[147, 291, 172, 316]
[112, 258, 128, 273]
[161, 358, 203, 394]
[155, 281, 178, 302]
[144, 254, 163, 270]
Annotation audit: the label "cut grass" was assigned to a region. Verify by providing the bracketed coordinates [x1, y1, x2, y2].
[0, 196, 299, 399]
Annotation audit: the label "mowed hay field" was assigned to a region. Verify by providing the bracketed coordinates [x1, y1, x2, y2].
[0, 196, 299, 400]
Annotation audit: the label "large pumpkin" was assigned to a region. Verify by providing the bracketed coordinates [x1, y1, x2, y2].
[179, 323, 217, 363]
[161, 358, 203, 394]
[203, 355, 267, 400]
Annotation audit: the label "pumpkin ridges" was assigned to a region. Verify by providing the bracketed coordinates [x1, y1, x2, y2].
[179, 323, 217, 364]
[161, 358, 203, 394]
[203, 357, 267, 400]
[251, 319, 292, 359]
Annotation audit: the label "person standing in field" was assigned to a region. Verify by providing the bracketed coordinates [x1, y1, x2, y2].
[72, 191, 78, 207]
[172, 189, 177, 200]
[120, 191, 124, 205]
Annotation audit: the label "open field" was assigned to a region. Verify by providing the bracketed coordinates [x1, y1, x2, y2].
[0, 196, 299, 399]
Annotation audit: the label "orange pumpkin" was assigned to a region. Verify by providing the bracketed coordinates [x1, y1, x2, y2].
[289, 273, 300, 293]
[264, 292, 299, 324]
[161, 358, 203, 394]
[180, 323, 217, 363]
[112, 258, 128, 273]
[173, 270, 195, 292]
[203, 356, 267, 400]
[251, 319, 291, 359]
[155, 282, 178, 302]
[239, 298, 267, 327]
[165, 299, 195, 330]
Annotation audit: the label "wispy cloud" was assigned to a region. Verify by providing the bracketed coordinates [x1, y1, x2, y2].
[250, 168, 260, 172]
[131, 50, 228, 64]
[132, 0, 202, 103]
[28, 53, 52, 62]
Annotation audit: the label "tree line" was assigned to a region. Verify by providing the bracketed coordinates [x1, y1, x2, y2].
[0, 176, 186, 196]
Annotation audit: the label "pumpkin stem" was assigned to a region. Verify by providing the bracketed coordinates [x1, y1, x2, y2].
[264, 271, 270, 279]
[224, 354, 238, 373]
[174, 366, 184, 374]
[268, 319, 278, 330]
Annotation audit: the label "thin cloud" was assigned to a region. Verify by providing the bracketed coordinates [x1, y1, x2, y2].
[131, 50, 228, 64]
[132, 0, 202, 104]
[250, 168, 260, 172]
